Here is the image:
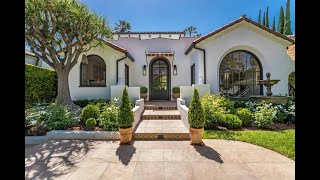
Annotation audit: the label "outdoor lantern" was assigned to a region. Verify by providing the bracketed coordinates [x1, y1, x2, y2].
[143, 65, 147, 76]
[173, 65, 177, 75]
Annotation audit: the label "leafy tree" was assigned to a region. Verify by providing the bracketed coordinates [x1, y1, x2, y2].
[262, 11, 266, 26]
[195, 33, 202, 37]
[284, 0, 293, 35]
[25, 0, 112, 110]
[258, 10, 261, 24]
[266, 7, 269, 28]
[184, 26, 198, 37]
[114, 20, 131, 33]
[188, 88, 205, 128]
[272, 17, 276, 31]
[118, 87, 134, 128]
[278, 6, 285, 34]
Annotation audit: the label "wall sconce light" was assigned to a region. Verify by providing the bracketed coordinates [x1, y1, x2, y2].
[173, 65, 177, 75]
[143, 65, 147, 76]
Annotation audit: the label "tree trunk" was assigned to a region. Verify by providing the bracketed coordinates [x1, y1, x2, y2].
[56, 69, 81, 112]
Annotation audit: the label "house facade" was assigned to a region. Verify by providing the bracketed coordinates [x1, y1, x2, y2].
[69, 16, 295, 101]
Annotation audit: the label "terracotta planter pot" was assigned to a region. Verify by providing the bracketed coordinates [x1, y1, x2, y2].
[119, 127, 132, 145]
[189, 127, 204, 145]
[172, 93, 180, 99]
[140, 94, 147, 100]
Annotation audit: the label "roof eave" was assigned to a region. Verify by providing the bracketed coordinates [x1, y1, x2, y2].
[185, 42, 195, 55]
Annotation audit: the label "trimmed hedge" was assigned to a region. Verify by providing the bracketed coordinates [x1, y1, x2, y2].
[25, 64, 57, 108]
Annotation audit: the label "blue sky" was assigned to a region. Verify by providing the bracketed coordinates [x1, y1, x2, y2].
[81, 0, 295, 35]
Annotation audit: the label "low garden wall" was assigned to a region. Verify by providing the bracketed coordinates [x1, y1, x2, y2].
[177, 98, 190, 130]
[180, 84, 211, 106]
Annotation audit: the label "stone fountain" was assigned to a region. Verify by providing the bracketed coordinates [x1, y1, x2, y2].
[250, 72, 290, 104]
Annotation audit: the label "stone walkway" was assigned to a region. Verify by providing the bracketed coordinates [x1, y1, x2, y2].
[25, 139, 295, 180]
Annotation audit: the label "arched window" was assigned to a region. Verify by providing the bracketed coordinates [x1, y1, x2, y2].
[80, 55, 106, 87]
[219, 50, 262, 97]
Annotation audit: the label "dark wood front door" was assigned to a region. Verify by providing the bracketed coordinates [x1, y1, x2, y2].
[150, 59, 170, 100]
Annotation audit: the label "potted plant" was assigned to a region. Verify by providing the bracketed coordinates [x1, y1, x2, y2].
[118, 87, 134, 145]
[188, 88, 205, 145]
[140, 87, 148, 100]
[172, 87, 180, 99]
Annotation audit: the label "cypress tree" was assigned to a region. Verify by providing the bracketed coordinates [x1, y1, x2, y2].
[258, 10, 261, 24]
[188, 88, 205, 128]
[284, 0, 293, 35]
[118, 87, 134, 128]
[272, 17, 276, 31]
[278, 6, 284, 34]
[262, 12, 266, 26]
[266, 7, 269, 28]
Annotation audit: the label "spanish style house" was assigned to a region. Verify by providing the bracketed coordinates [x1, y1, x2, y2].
[64, 16, 295, 101]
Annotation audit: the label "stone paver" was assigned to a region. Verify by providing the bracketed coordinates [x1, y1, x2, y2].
[25, 139, 295, 180]
[134, 120, 188, 133]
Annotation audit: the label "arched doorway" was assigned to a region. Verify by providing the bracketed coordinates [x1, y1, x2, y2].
[149, 58, 170, 100]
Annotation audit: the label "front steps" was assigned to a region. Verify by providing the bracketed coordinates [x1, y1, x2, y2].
[133, 102, 190, 140]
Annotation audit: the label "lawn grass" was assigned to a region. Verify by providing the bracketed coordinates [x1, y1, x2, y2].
[203, 129, 295, 160]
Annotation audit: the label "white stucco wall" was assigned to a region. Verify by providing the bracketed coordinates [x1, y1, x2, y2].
[68, 21, 294, 100]
[196, 22, 295, 95]
[109, 37, 197, 100]
[69, 44, 127, 100]
[25, 55, 38, 65]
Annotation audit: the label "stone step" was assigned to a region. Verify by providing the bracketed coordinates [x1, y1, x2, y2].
[142, 110, 181, 120]
[133, 133, 190, 140]
[144, 106, 177, 110]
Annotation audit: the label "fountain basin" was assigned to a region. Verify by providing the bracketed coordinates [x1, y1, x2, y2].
[250, 95, 290, 104]
[258, 79, 280, 86]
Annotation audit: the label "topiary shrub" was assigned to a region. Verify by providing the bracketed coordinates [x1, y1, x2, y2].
[225, 114, 242, 129]
[80, 104, 100, 122]
[140, 87, 148, 94]
[85, 118, 96, 130]
[188, 88, 205, 128]
[99, 104, 119, 131]
[118, 87, 134, 128]
[253, 102, 277, 127]
[42, 103, 76, 130]
[235, 108, 254, 126]
[25, 64, 57, 108]
[172, 87, 180, 94]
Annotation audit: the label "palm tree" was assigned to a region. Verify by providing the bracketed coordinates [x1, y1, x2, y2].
[114, 20, 131, 33]
[184, 26, 198, 37]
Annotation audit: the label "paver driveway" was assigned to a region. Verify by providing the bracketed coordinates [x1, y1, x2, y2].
[25, 139, 294, 180]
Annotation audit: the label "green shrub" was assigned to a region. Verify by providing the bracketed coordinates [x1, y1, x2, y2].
[188, 88, 205, 128]
[172, 87, 180, 94]
[80, 104, 100, 122]
[253, 102, 277, 127]
[73, 99, 90, 108]
[25, 103, 50, 127]
[74, 98, 110, 109]
[225, 114, 242, 129]
[201, 93, 234, 129]
[25, 64, 57, 108]
[42, 103, 75, 130]
[235, 108, 254, 126]
[99, 104, 119, 131]
[140, 87, 148, 94]
[118, 87, 134, 128]
[85, 118, 96, 130]
[234, 97, 250, 109]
